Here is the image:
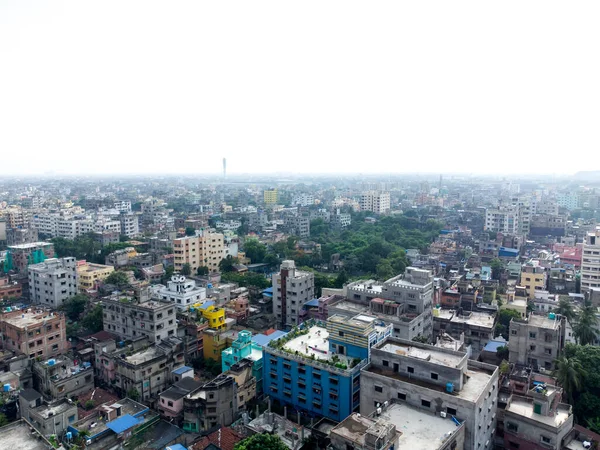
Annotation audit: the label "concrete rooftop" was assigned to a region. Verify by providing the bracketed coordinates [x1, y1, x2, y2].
[506, 397, 571, 428]
[435, 309, 496, 328]
[378, 342, 464, 368]
[284, 326, 337, 362]
[527, 314, 562, 330]
[124, 346, 162, 365]
[0, 421, 52, 450]
[2, 311, 60, 328]
[381, 402, 461, 449]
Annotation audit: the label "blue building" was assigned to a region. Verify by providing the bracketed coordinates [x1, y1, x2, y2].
[262, 314, 392, 421]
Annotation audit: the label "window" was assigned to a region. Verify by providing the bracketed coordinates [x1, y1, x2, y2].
[509, 442, 520, 449]
[507, 422, 519, 432]
[421, 399, 431, 408]
[431, 373, 438, 380]
[545, 348, 552, 355]
[382, 360, 389, 367]
[530, 345, 536, 351]
[529, 332, 536, 339]
[339, 331, 344, 337]
[446, 407, 457, 416]
[407, 366, 414, 374]
[375, 386, 383, 393]
[540, 436, 551, 444]
[397, 392, 406, 400]
[511, 329, 517, 335]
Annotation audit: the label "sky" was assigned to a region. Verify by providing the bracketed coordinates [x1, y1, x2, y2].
[1, 1, 599, 176]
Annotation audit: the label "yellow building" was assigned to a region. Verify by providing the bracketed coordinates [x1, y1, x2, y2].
[173, 230, 224, 274]
[199, 303, 228, 362]
[520, 264, 547, 299]
[263, 189, 278, 204]
[77, 260, 114, 291]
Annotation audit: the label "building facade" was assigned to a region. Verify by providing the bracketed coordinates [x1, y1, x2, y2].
[28, 257, 78, 308]
[173, 230, 225, 274]
[360, 191, 391, 214]
[152, 275, 207, 311]
[272, 260, 315, 330]
[581, 229, 600, 293]
[77, 260, 114, 291]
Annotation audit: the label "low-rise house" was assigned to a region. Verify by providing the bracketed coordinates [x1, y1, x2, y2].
[19, 389, 78, 438]
[33, 355, 94, 401]
[182, 374, 237, 434]
[158, 377, 203, 425]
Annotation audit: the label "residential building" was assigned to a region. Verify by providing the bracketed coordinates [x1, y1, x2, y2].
[6, 227, 38, 246]
[360, 191, 391, 214]
[263, 315, 392, 422]
[226, 358, 256, 411]
[246, 411, 311, 450]
[557, 192, 579, 211]
[508, 313, 567, 372]
[520, 264, 547, 299]
[114, 200, 132, 212]
[32, 355, 94, 401]
[119, 212, 140, 238]
[221, 330, 263, 391]
[581, 229, 600, 293]
[101, 296, 177, 343]
[0, 207, 31, 229]
[158, 377, 203, 425]
[503, 384, 573, 450]
[105, 246, 138, 267]
[0, 276, 22, 299]
[77, 260, 114, 291]
[0, 308, 68, 359]
[331, 209, 351, 229]
[0, 417, 57, 450]
[361, 337, 499, 450]
[547, 268, 576, 294]
[272, 260, 315, 330]
[151, 274, 206, 311]
[284, 214, 310, 239]
[484, 205, 520, 234]
[19, 391, 78, 438]
[182, 374, 238, 433]
[173, 230, 225, 274]
[28, 257, 78, 308]
[292, 194, 314, 207]
[432, 307, 496, 360]
[264, 189, 278, 204]
[329, 411, 400, 450]
[4, 242, 55, 273]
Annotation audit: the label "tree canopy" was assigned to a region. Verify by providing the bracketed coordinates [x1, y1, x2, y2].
[220, 272, 271, 290]
[104, 271, 130, 286]
[243, 238, 267, 264]
[561, 344, 600, 425]
[234, 433, 288, 450]
[60, 294, 89, 321]
[81, 305, 104, 333]
[494, 309, 522, 340]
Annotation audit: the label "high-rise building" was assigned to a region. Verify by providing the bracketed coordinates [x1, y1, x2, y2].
[173, 230, 225, 274]
[272, 260, 315, 330]
[360, 191, 390, 214]
[263, 189, 278, 204]
[28, 257, 78, 308]
[581, 228, 600, 293]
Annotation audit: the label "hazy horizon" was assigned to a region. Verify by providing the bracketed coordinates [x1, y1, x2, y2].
[2, 1, 599, 176]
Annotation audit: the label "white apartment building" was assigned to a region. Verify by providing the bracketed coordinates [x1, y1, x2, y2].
[484, 205, 520, 234]
[272, 260, 315, 329]
[119, 213, 140, 238]
[152, 275, 207, 311]
[29, 257, 79, 308]
[581, 229, 600, 292]
[114, 201, 132, 212]
[292, 194, 315, 207]
[557, 192, 579, 211]
[360, 191, 390, 214]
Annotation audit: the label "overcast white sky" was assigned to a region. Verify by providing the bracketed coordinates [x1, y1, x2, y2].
[1, 1, 599, 176]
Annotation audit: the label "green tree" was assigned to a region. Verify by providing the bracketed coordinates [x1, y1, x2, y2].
[185, 227, 196, 237]
[0, 412, 8, 427]
[263, 253, 280, 268]
[234, 433, 288, 450]
[496, 346, 509, 361]
[554, 298, 576, 323]
[495, 309, 522, 339]
[220, 272, 271, 290]
[197, 266, 209, 276]
[574, 305, 599, 345]
[411, 336, 428, 344]
[243, 238, 267, 264]
[127, 388, 140, 401]
[119, 234, 129, 242]
[490, 258, 504, 280]
[219, 255, 239, 273]
[334, 270, 349, 289]
[105, 271, 130, 286]
[376, 259, 395, 281]
[552, 355, 586, 405]
[81, 305, 103, 333]
[60, 294, 88, 321]
[181, 263, 191, 276]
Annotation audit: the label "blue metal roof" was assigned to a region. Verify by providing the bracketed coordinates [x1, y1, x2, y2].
[172, 365, 192, 375]
[199, 301, 215, 310]
[263, 287, 273, 294]
[483, 340, 506, 353]
[304, 298, 319, 307]
[166, 445, 188, 450]
[252, 330, 287, 347]
[106, 414, 141, 434]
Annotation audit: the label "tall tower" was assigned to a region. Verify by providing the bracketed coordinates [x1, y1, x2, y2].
[223, 157, 227, 178]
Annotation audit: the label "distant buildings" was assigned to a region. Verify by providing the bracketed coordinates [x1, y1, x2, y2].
[4, 242, 55, 273]
[77, 260, 114, 291]
[360, 191, 390, 214]
[28, 257, 78, 308]
[264, 189, 278, 205]
[272, 260, 315, 330]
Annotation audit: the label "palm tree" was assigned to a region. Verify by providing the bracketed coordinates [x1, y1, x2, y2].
[552, 355, 586, 405]
[554, 298, 575, 323]
[574, 305, 599, 346]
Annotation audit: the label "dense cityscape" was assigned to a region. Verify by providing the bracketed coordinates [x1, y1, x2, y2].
[0, 173, 599, 449]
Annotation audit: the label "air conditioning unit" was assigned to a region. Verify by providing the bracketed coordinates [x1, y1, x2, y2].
[440, 411, 447, 418]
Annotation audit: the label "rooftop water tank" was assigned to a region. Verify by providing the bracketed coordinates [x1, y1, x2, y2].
[446, 382, 454, 394]
[66, 432, 72, 440]
[47, 359, 55, 366]
[549, 312, 556, 320]
[3, 384, 10, 392]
